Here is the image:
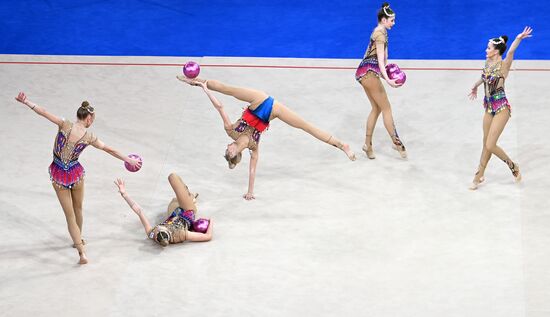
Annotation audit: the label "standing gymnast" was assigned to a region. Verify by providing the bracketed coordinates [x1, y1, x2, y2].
[468, 27, 533, 190]
[177, 76, 355, 200]
[14, 92, 141, 264]
[355, 2, 406, 159]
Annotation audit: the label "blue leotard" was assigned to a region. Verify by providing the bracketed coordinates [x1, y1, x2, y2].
[251, 96, 274, 123]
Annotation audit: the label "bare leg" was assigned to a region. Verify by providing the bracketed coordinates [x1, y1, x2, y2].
[360, 76, 381, 159]
[53, 184, 88, 264]
[206, 80, 269, 108]
[362, 75, 407, 158]
[168, 173, 197, 211]
[471, 113, 492, 189]
[485, 108, 521, 182]
[71, 181, 85, 236]
[271, 102, 355, 161]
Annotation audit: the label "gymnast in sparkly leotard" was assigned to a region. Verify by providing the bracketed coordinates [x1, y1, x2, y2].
[468, 27, 533, 190]
[177, 76, 356, 200]
[14, 93, 141, 264]
[355, 2, 406, 160]
[115, 173, 212, 246]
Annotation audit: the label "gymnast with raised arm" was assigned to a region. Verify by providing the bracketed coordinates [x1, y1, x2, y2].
[115, 173, 212, 246]
[14, 93, 141, 264]
[468, 27, 532, 189]
[177, 76, 355, 200]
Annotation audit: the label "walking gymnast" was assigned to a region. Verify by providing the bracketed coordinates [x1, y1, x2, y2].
[176, 76, 356, 200]
[468, 27, 532, 189]
[355, 2, 407, 159]
[114, 173, 213, 246]
[14, 92, 141, 264]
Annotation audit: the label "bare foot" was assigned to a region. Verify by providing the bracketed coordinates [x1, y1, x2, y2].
[342, 144, 356, 161]
[362, 144, 375, 159]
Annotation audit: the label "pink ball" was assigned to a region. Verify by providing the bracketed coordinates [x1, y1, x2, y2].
[124, 154, 142, 172]
[183, 61, 201, 79]
[193, 218, 210, 233]
[385, 63, 406, 85]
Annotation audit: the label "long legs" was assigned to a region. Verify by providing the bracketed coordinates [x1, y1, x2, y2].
[53, 182, 87, 264]
[203, 78, 354, 160]
[360, 75, 406, 158]
[471, 108, 520, 189]
[271, 103, 355, 160]
[206, 80, 269, 109]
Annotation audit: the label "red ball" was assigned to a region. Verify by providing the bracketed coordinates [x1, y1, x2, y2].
[124, 154, 142, 172]
[183, 61, 201, 79]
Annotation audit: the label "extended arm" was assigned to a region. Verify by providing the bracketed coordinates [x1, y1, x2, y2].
[198, 81, 233, 129]
[243, 148, 259, 200]
[503, 26, 533, 72]
[14, 92, 63, 126]
[92, 139, 141, 168]
[114, 179, 152, 235]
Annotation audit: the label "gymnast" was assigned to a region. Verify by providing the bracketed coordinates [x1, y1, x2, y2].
[14, 92, 141, 264]
[177, 76, 355, 200]
[355, 2, 406, 159]
[468, 27, 532, 189]
[114, 173, 212, 246]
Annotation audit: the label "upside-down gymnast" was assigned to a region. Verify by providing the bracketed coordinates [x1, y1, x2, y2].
[177, 76, 356, 200]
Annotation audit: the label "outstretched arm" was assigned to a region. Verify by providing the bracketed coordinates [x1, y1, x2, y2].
[114, 178, 152, 236]
[196, 80, 233, 129]
[503, 26, 533, 70]
[243, 148, 259, 200]
[186, 221, 213, 242]
[14, 92, 63, 126]
[92, 139, 141, 169]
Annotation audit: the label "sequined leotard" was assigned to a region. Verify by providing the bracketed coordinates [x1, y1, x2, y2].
[355, 28, 388, 81]
[225, 96, 274, 151]
[49, 120, 98, 188]
[149, 207, 196, 244]
[481, 61, 511, 116]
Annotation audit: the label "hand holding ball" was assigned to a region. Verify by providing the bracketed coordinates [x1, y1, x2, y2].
[193, 218, 210, 233]
[124, 154, 143, 172]
[183, 61, 201, 79]
[385, 63, 406, 85]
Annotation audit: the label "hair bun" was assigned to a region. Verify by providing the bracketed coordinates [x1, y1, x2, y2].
[81, 101, 90, 108]
[501, 35, 509, 44]
[382, 2, 390, 8]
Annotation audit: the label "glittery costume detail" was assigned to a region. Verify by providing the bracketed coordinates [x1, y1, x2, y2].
[225, 97, 274, 151]
[48, 120, 98, 189]
[151, 207, 196, 244]
[356, 29, 388, 81]
[481, 61, 511, 116]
